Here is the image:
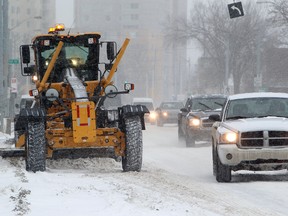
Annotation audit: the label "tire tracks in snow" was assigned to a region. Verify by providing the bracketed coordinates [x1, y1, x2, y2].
[91, 164, 282, 216]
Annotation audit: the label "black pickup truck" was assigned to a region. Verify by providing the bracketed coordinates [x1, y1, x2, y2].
[178, 94, 227, 147]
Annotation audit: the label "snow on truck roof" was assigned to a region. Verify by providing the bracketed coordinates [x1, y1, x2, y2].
[229, 92, 288, 100]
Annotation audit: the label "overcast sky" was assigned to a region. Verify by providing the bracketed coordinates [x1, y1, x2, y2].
[56, 0, 74, 27]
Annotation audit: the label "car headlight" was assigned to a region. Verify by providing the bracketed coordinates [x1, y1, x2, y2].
[220, 132, 238, 143]
[189, 118, 200, 127]
[162, 111, 168, 117]
[149, 111, 157, 120]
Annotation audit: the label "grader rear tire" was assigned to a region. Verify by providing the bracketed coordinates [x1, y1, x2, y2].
[122, 115, 143, 172]
[25, 120, 46, 172]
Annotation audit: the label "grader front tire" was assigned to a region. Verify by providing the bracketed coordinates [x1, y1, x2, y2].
[122, 116, 143, 172]
[25, 120, 46, 172]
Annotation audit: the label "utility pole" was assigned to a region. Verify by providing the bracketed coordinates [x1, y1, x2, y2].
[225, 40, 230, 94]
[0, 0, 9, 131]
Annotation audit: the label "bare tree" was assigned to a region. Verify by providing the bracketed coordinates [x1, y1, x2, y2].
[165, 1, 268, 93]
[268, 0, 288, 26]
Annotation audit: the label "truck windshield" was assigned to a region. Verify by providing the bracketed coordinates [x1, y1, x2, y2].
[191, 98, 226, 111]
[226, 97, 288, 119]
[35, 37, 99, 82]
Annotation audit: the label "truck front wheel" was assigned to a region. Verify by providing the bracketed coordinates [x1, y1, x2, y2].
[215, 149, 231, 182]
[25, 120, 46, 172]
[122, 115, 143, 172]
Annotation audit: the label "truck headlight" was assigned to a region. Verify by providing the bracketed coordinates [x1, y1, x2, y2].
[162, 111, 168, 117]
[149, 111, 157, 120]
[189, 118, 200, 127]
[220, 132, 237, 143]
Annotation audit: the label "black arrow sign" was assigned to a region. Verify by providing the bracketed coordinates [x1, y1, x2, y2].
[228, 2, 244, 19]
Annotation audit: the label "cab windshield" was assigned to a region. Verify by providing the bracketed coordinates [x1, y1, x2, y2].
[225, 97, 288, 120]
[35, 36, 99, 82]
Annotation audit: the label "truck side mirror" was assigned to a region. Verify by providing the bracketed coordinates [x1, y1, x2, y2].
[209, 114, 221, 122]
[23, 65, 34, 75]
[180, 107, 188, 112]
[21, 45, 31, 64]
[107, 42, 116, 61]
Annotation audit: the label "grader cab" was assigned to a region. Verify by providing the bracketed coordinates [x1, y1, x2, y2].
[6, 24, 149, 172]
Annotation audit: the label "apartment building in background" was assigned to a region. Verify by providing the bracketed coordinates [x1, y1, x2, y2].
[73, 0, 188, 104]
[0, 0, 55, 122]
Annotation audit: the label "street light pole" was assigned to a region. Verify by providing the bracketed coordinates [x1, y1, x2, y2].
[0, 0, 9, 131]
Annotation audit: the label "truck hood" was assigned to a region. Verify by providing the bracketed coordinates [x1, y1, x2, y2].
[222, 117, 288, 132]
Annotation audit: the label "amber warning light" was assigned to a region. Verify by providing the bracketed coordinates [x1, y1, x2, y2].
[48, 24, 65, 34]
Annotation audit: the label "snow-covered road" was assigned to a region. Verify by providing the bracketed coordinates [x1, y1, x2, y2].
[0, 124, 288, 216]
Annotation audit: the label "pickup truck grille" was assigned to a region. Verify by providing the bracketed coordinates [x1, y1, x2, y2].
[201, 118, 214, 128]
[240, 131, 288, 147]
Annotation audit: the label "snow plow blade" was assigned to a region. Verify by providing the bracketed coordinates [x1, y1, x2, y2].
[51, 148, 117, 160]
[0, 147, 117, 160]
[0, 148, 25, 158]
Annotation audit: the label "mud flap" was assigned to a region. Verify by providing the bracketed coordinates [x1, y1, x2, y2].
[14, 107, 46, 148]
[121, 105, 149, 130]
[71, 101, 97, 143]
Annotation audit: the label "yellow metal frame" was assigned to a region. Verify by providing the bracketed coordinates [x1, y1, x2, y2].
[101, 38, 130, 95]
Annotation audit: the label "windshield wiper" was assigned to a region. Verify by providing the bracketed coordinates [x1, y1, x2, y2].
[214, 101, 224, 107]
[226, 116, 248, 120]
[199, 102, 212, 110]
[254, 115, 269, 118]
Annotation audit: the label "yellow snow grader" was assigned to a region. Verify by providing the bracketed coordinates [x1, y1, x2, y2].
[3, 24, 149, 172]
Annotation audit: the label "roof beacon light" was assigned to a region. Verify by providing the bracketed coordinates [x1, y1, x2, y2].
[48, 27, 55, 34]
[55, 23, 65, 31]
[48, 24, 65, 34]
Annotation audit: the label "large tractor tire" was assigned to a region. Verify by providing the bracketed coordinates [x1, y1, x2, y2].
[25, 120, 46, 172]
[122, 115, 143, 172]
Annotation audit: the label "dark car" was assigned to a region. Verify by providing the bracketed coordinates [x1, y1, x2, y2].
[178, 94, 227, 147]
[156, 101, 184, 126]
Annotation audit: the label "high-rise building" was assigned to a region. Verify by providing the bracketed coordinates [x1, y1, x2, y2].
[1, 0, 55, 123]
[74, 0, 188, 103]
